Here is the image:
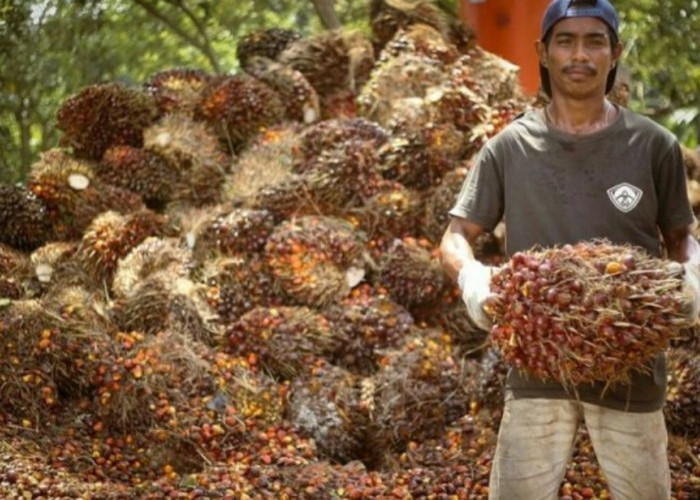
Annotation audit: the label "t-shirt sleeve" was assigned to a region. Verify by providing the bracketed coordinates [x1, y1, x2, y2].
[449, 143, 504, 231]
[655, 141, 695, 232]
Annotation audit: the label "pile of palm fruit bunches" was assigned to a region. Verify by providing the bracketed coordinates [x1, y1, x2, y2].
[1, 0, 699, 498]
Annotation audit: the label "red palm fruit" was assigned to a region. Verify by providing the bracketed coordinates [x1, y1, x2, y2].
[56, 82, 158, 160]
[0, 184, 52, 250]
[145, 68, 212, 116]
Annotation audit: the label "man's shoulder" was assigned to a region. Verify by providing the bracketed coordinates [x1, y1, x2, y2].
[620, 108, 676, 140]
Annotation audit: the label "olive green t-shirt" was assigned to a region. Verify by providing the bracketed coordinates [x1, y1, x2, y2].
[450, 107, 695, 412]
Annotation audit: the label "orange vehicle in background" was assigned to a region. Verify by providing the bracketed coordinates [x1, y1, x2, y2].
[460, 0, 551, 95]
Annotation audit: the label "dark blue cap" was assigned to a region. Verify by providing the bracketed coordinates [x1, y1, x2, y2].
[539, 0, 620, 97]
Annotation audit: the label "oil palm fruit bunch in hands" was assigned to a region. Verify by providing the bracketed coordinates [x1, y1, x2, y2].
[486, 240, 696, 386]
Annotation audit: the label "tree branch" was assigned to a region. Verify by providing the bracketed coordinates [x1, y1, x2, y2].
[310, 0, 341, 30]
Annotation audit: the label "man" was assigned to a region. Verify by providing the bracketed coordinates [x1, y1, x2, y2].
[439, 1, 700, 499]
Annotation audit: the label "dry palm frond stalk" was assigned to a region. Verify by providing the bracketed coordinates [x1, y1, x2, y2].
[486, 240, 694, 387]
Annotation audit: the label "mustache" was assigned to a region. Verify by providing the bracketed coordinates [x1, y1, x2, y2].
[563, 64, 597, 75]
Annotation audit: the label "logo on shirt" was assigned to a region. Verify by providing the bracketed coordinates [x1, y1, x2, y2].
[607, 183, 643, 213]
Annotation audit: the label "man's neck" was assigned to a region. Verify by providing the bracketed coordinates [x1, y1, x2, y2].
[545, 96, 617, 135]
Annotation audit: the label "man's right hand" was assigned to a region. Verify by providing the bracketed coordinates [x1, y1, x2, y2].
[458, 260, 496, 331]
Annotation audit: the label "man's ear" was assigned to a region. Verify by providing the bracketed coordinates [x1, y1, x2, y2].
[535, 39, 547, 66]
[611, 41, 624, 68]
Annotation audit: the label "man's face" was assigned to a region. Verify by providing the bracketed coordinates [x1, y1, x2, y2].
[537, 17, 622, 99]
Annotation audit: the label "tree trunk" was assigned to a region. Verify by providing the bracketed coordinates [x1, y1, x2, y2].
[311, 0, 341, 30]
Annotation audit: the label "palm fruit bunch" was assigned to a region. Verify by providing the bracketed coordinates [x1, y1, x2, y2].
[379, 120, 466, 190]
[0, 299, 63, 426]
[665, 347, 700, 437]
[202, 254, 281, 325]
[27, 241, 79, 295]
[111, 236, 193, 300]
[294, 117, 389, 161]
[421, 164, 468, 243]
[369, 329, 468, 452]
[285, 360, 371, 463]
[347, 182, 423, 247]
[194, 207, 277, 258]
[277, 29, 375, 114]
[381, 23, 459, 67]
[265, 215, 366, 308]
[243, 56, 320, 124]
[194, 74, 285, 150]
[668, 435, 700, 500]
[56, 82, 158, 160]
[377, 236, 446, 310]
[463, 348, 508, 414]
[112, 273, 216, 344]
[236, 28, 302, 72]
[487, 240, 693, 386]
[369, 0, 450, 51]
[451, 47, 523, 107]
[357, 52, 445, 126]
[323, 285, 417, 375]
[97, 145, 177, 209]
[0, 243, 31, 299]
[28, 149, 143, 241]
[682, 145, 700, 212]
[144, 68, 212, 116]
[0, 184, 51, 251]
[224, 305, 344, 381]
[75, 209, 166, 284]
[143, 113, 229, 208]
[222, 124, 299, 207]
[293, 139, 385, 213]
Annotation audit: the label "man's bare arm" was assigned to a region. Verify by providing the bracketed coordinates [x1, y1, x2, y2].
[439, 216, 486, 283]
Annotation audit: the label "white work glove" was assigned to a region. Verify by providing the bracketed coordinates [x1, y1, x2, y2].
[458, 260, 496, 331]
[681, 261, 700, 323]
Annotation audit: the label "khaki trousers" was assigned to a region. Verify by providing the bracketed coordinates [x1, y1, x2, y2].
[488, 396, 671, 500]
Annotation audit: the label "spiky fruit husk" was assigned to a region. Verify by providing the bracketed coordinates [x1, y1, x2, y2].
[357, 53, 446, 126]
[379, 121, 466, 190]
[286, 360, 371, 463]
[236, 28, 302, 71]
[145, 68, 212, 116]
[424, 79, 489, 134]
[75, 209, 166, 284]
[294, 139, 385, 212]
[370, 329, 468, 451]
[278, 29, 375, 97]
[194, 74, 285, 149]
[377, 237, 446, 309]
[294, 118, 389, 162]
[0, 184, 51, 250]
[143, 113, 229, 208]
[324, 287, 416, 375]
[265, 216, 365, 307]
[56, 82, 158, 160]
[369, 0, 450, 51]
[225, 306, 343, 380]
[202, 254, 281, 324]
[450, 48, 523, 106]
[0, 243, 31, 299]
[98, 145, 178, 208]
[347, 181, 423, 243]
[665, 347, 700, 437]
[222, 125, 299, 206]
[488, 241, 692, 386]
[28, 149, 143, 240]
[111, 236, 193, 300]
[382, 23, 459, 66]
[112, 273, 217, 343]
[244, 57, 321, 124]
